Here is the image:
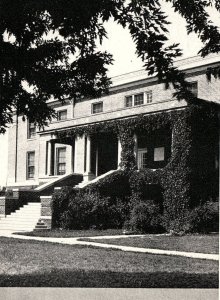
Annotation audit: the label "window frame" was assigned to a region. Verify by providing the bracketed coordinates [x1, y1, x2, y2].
[146, 90, 153, 103]
[188, 81, 198, 97]
[134, 93, 144, 106]
[91, 101, 103, 114]
[57, 109, 67, 121]
[27, 151, 35, 179]
[56, 147, 66, 175]
[27, 121, 36, 139]
[125, 95, 133, 108]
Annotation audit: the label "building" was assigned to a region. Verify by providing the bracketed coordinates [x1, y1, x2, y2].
[6, 54, 219, 191]
[0, 54, 219, 231]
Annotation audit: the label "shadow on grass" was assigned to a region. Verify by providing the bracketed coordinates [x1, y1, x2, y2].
[0, 269, 218, 288]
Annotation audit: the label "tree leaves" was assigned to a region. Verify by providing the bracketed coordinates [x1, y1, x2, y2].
[0, 0, 220, 133]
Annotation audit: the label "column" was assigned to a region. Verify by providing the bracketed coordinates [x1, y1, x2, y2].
[118, 138, 122, 168]
[83, 135, 95, 182]
[86, 135, 92, 173]
[47, 141, 51, 175]
[70, 139, 75, 173]
[48, 141, 55, 176]
[95, 146, 99, 176]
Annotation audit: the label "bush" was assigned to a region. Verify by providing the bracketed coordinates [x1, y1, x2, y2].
[59, 191, 127, 230]
[188, 202, 219, 233]
[51, 186, 74, 228]
[127, 200, 163, 233]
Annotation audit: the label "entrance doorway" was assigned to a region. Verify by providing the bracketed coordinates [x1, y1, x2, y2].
[91, 133, 118, 176]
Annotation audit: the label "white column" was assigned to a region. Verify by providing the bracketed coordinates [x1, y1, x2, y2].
[118, 138, 122, 168]
[83, 135, 95, 182]
[96, 147, 99, 176]
[86, 135, 92, 173]
[47, 141, 51, 175]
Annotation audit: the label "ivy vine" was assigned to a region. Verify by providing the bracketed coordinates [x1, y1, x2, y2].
[55, 103, 219, 231]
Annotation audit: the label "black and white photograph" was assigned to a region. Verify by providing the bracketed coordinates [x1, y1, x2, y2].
[0, 1, 219, 299]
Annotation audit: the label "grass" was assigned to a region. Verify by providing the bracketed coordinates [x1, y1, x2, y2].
[14, 229, 123, 238]
[0, 237, 218, 287]
[80, 234, 219, 254]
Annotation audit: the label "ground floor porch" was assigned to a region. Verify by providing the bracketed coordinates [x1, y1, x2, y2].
[44, 128, 172, 185]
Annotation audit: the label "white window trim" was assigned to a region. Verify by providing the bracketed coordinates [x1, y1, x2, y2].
[27, 151, 35, 180]
[125, 91, 153, 108]
[56, 147, 66, 175]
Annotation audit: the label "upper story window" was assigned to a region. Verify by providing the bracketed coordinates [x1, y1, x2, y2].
[188, 81, 198, 97]
[146, 91, 153, 103]
[125, 91, 153, 108]
[134, 93, 144, 106]
[57, 109, 67, 121]
[125, 96, 133, 107]
[27, 122, 36, 139]
[92, 102, 103, 114]
[56, 147, 66, 175]
[27, 151, 35, 179]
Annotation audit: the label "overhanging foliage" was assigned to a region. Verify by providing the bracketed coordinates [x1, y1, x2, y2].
[1, 0, 220, 132]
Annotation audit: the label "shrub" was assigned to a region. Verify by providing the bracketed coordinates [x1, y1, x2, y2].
[128, 200, 163, 233]
[85, 170, 130, 200]
[188, 202, 219, 233]
[51, 186, 74, 228]
[59, 191, 127, 230]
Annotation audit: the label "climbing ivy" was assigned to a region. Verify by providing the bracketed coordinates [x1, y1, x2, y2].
[56, 103, 219, 232]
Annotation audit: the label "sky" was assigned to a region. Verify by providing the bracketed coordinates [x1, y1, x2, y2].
[0, 2, 218, 187]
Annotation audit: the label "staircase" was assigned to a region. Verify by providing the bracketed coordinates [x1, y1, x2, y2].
[0, 203, 41, 232]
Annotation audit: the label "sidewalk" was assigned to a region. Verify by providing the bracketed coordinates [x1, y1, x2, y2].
[0, 230, 218, 261]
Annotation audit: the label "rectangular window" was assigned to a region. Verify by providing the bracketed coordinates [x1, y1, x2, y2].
[154, 147, 165, 161]
[28, 122, 36, 139]
[125, 96, 133, 107]
[57, 110, 67, 121]
[188, 82, 198, 97]
[92, 102, 103, 114]
[138, 149, 148, 169]
[56, 147, 66, 175]
[27, 152, 35, 179]
[146, 91, 153, 103]
[134, 93, 144, 106]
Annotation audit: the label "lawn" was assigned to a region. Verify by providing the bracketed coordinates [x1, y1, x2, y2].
[14, 229, 123, 238]
[0, 237, 218, 287]
[80, 234, 219, 254]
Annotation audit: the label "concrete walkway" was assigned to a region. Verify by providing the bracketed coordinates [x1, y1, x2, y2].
[0, 230, 218, 261]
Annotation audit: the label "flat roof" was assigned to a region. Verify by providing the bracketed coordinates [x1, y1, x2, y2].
[111, 53, 220, 87]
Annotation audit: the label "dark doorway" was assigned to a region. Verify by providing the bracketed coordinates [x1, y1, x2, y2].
[91, 133, 118, 176]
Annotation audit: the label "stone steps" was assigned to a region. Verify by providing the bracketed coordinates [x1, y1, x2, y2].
[0, 202, 41, 231]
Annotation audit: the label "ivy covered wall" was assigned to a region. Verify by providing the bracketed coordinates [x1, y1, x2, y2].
[56, 102, 219, 231]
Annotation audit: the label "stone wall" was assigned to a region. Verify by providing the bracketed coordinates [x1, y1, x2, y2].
[39, 196, 52, 229]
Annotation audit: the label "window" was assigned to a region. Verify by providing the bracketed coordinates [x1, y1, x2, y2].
[125, 96, 133, 107]
[57, 110, 67, 121]
[56, 147, 66, 175]
[154, 147, 165, 161]
[188, 82, 198, 97]
[27, 152, 35, 179]
[27, 122, 36, 139]
[92, 102, 103, 114]
[138, 149, 148, 169]
[146, 91, 153, 103]
[134, 93, 144, 106]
